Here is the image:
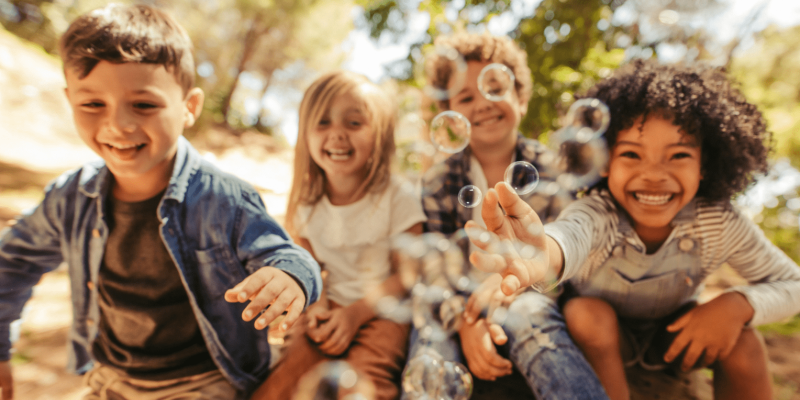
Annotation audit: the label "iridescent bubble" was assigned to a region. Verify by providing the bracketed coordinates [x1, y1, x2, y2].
[504, 161, 540, 195]
[564, 98, 611, 140]
[477, 63, 515, 102]
[458, 185, 482, 208]
[430, 111, 471, 153]
[442, 361, 473, 400]
[403, 347, 445, 399]
[292, 360, 375, 400]
[422, 46, 468, 101]
[550, 127, 609, 191]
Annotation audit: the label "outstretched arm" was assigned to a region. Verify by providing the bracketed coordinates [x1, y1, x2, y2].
[466, 182, 564, 296]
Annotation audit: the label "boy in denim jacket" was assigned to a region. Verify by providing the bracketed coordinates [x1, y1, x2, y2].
[0, 4, 321, 399]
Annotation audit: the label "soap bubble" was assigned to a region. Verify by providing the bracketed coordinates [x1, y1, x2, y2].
[422, 46, 468, 101]
[292, 360, 375, 400]
[430, 111, 471, 154]
[442, 361, 473, 400]
[477, 63, 515, 102]
[403, 347, 445, 399]
[504, 161, 540, 195]
[458, 185, 482, 208]
[564, 98, 610, 140]
[550, 128, 609, 191]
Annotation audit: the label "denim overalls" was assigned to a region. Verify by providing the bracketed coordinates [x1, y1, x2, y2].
[570, 203, 703, 321]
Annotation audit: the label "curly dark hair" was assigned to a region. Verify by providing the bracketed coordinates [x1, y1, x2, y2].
[582, 59, 771, 201]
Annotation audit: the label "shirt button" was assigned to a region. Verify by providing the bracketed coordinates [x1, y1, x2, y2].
[679, 239, 694, 252]
[92, 229, 100, 238]
[168, 228, 175, 235]
[685, 276, 693, 287]
[86, 319, 95, 327]
[87, 281, 94, 290]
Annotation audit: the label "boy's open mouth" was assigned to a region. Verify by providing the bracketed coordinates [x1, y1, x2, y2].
[632, 192, 674, 206]
[325, 149, 353, 161]
[104, 143, 146, 159]
[473, 114, 503, 127]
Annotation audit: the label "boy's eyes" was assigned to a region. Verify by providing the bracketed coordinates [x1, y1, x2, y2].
[619, 151, 639, 159]
[457, 96, 473, 104]
[671, 152, 692, 160]
[133, 102, 158, 110]
[80, 101, 104, 108]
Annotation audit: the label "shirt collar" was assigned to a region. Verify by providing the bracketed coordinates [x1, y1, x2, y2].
[78, 137, 200, 203]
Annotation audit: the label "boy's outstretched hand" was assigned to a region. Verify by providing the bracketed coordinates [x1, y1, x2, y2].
[663, 292, 755, 371]
[224, 267, 306, 331]
[466, 182, 553, 296]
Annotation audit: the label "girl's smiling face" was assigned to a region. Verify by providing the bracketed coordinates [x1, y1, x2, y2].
[605, 115, 702, 243]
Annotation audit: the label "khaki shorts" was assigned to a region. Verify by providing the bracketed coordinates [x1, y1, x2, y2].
[83, 364, 240, 400]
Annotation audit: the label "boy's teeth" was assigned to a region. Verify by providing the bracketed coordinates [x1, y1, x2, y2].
[634, 192, 672, 205]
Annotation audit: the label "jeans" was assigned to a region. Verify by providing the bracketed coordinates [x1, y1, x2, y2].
[404, 291, 609, 400]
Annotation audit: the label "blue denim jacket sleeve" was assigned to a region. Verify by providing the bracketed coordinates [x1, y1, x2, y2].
[0, 179, 67, 360]
[233, 189, 321, 307]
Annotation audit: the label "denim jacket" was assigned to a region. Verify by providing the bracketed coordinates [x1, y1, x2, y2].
[0, 137, 321, 395]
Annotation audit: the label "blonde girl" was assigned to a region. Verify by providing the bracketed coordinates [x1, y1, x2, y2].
[252, 70, 426, 400]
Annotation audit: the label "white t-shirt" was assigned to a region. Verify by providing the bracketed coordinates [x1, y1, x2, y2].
[296, 176, 427, 306]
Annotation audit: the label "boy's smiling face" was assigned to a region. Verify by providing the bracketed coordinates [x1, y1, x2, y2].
[65, 61, 202, 197]
[448, 61, 527, 149]
[605, 115, 702, 241]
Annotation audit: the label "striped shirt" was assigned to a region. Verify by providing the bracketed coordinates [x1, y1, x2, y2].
[545, 190, 800, 326]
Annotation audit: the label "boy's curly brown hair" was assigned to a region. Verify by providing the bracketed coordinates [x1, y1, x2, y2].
[583, 59, 771, 201]
[426, 31, 532, 110]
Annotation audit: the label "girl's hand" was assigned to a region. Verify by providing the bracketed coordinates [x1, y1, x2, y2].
[310, 301, 372, 356]
[463, 273, 519, 325]
[305, 301, 332, 333]
[664, 292, 755, 371]
[459, 319, 513, 381]
[224, 267, 306, 331]
[466, 182, 552, 296]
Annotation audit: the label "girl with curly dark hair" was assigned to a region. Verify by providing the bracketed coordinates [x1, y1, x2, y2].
[465, 59, 800, 399]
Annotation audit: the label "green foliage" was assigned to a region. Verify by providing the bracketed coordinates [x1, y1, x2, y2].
[730, 25, 800, 170]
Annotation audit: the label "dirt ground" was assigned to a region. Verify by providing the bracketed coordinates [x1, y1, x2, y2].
[1, 25, 799, 400]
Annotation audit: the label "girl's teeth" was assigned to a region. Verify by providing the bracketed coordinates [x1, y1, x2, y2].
[634, 192, 672, 205]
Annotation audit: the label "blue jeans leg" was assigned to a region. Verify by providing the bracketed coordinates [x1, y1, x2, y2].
[504, 292, 609, 400]
[401, 324, 464, 400]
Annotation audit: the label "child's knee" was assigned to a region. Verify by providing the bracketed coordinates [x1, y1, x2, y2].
[564, 297, 618, 348]
[718, 328, 768, 375]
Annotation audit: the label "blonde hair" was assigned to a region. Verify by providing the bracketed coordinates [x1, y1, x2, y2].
[285, 70, 396, 237]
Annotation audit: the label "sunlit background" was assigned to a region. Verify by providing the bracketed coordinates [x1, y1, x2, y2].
[1, 0, 800, 398]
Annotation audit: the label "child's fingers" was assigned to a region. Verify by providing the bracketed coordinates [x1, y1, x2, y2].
[701, 346, 720, 368]
[281, 297, 306, 332]
[465, 224, 502, 253]
[680, 341, 705, 371]
[481, 189, 504, 232]
[663, 332, 690, 363]
[311, 318, 336, 344]
[223, 275, 252, 303]
[253, 290, 296, 330]
[494, 182, 531, 219]
[666, 311, 691, 332]
[488, 323, 507, 345]
[464, 294, 482, 325]
[468, 251, 507, 274]
[500, 274, 521, 295]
